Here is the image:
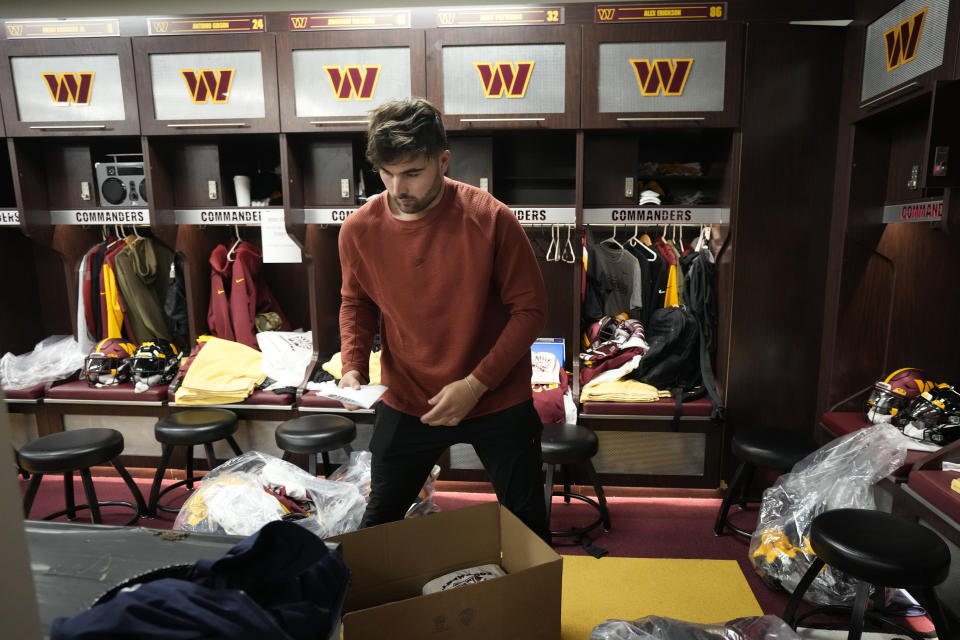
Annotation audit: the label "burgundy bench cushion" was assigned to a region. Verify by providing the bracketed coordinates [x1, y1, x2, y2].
[299, 393, 348, 409]
[46, 380, 168, 403]
[581, 397, 713, 417]
[820, 412, 928, 477]
[908, 470, 960, 523]
[3, 383, 46, 400]
[241, 390, 294, 406]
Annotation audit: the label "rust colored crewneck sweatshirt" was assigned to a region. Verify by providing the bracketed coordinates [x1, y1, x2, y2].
[338, 177, 547, 418]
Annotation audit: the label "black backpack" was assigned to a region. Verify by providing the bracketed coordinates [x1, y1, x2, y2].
[628, 306, 703, 392]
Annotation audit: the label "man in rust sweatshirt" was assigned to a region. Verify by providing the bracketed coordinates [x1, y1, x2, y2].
[338, 98, 550, 540]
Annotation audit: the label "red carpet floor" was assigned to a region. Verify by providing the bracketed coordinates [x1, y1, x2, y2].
[18, 473, 791, 616]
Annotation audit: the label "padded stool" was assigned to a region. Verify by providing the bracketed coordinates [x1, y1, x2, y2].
[714, 426, 817, 537]
[541, 423, 611, 541]
[19, 428, 146, 525]
[784, 508, 952, 640]
[147, 408, 242, 516]
[274, 414, 356, 477]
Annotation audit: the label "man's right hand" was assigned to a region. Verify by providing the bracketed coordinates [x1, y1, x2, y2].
[337, 370, 367, 411]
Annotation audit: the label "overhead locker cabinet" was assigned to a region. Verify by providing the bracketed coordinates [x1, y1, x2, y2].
[426, 25, 581, 130]
[132, 33, 280, 135]
[582, 21, 743, 129]
[277, 29, 426, 133]
[0, 37, 140, 136]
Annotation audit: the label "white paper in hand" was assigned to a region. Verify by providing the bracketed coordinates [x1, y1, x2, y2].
[318, 383, 387, 409]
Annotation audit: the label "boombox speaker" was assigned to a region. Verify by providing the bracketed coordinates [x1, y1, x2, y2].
[94, 162, 147, 207]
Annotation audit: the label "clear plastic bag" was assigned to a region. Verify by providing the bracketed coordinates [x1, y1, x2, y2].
[174, 451, 367, 538]
[405, 464, 442, 518]
[748, 424, 907, 605]
[327, 449, 372, 500]
[0, 335, 86, 390]
[590, 615, 800, 640]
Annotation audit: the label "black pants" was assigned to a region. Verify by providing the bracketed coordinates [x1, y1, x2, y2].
[362, 399, 549, 542]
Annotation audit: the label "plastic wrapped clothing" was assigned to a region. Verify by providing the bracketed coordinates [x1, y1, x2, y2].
[749, 424, 907, 605]
[590, 615, 800, 640]
[0, 335, 86, 390]
[50, 520, 349, 640]
[175, 451, 367, 538]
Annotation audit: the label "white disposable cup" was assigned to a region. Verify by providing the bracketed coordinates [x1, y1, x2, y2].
[233, 175, 251, 207]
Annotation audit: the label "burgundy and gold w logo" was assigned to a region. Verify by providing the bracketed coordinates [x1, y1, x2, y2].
[41, 72, 94, 104]
[885, 7, 926, 71]
[180, 69, 234, 103]
[323, 65, 380, 100]
[474, 61, 535, 98]
[630, 58, 693, 96]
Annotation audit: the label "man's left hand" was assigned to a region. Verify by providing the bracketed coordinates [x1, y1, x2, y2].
[421, 378, 484, 426]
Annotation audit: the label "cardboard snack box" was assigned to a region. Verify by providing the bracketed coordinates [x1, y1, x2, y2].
[328, 502, 562, 639]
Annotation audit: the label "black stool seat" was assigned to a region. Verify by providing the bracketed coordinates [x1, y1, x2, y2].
[542, 423, 599, 462]
[732, 427, 816, 470]
[810, 509, 950, 588]
[148, 409, 242, 516]
[155, 408, 238, 445]
[784, 508, 952, 640]
[275, 415, 356, 453]
[714, 426, 818, 538]
[541, 423, 610, 545]
[274, 414, 357, 477]
[19, 428, 123, 473]
[19, 428, 146, 525]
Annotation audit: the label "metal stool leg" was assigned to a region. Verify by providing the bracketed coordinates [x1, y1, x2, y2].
[226, 436, 243, 457]
[308, 453, 318, 477]
[79, 468, 101, 524]
[321, 451, 332, 477]
[148, 444, 175, 516]
[847, 579, 871, 640]
[203, 442, 217, 470]
[714, 460, 752, 536]
[63, 470, 76, 520]
[185, 446, 195, 490]
[112, 458, 147, 517]
[582, 458, 610, 531]
[783, 557, 824, 627]
[543, 462, 556, 529]
[22, 473, 43, 518]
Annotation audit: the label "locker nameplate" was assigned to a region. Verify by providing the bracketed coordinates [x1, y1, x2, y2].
[0, 210, 20, 225]
[305, 208, 358, 224]
[289, 11, 410, 30]
[175, 209, 278, 225]
[595, 3, 726, 23]
[147, 16, 266, 35]
[583, 207, 728, 224]
[882, 200, 942, 223]
[437, 7, 564, 27]
[50, 209, 150, 225]
[5, 19, 120, 39]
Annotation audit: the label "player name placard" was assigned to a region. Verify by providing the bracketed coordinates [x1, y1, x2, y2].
[175, 209, 279, 225]
[0, 209, 20, 225]
[882, 199, 943, 223]
[289, 11, 410, 30]
[437, 6, 564, 27]
[305, 208, 357, 224]
[50, 209, 150, 225]
[584, 207, 729, 224]
[148, 15, 266, 35]
[5, 18, 120, 38]
[511, 207, 575, 224]
[594, 3, 726, 22]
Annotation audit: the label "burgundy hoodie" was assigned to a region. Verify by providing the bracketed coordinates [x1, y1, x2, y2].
[229, 241, 290, 349]
[207, 244, 235, 341]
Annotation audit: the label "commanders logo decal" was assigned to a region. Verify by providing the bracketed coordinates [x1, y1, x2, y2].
[885, 7, 927, 71]
[180, 69, 234, 103]
[474, 61, 535, 98]
[41, 72, 94, 104]
[324, 65, 380, 100]
[630, 58, 693, 96]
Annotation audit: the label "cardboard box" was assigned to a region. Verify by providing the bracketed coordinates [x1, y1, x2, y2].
[328, 502, 562, 639]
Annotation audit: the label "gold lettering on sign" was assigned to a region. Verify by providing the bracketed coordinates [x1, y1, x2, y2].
[7, 24, 23, 36]
[290, 16, 309, 29]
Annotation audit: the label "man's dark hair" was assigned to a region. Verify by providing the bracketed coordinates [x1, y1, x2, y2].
[366, 98, 447, 168]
